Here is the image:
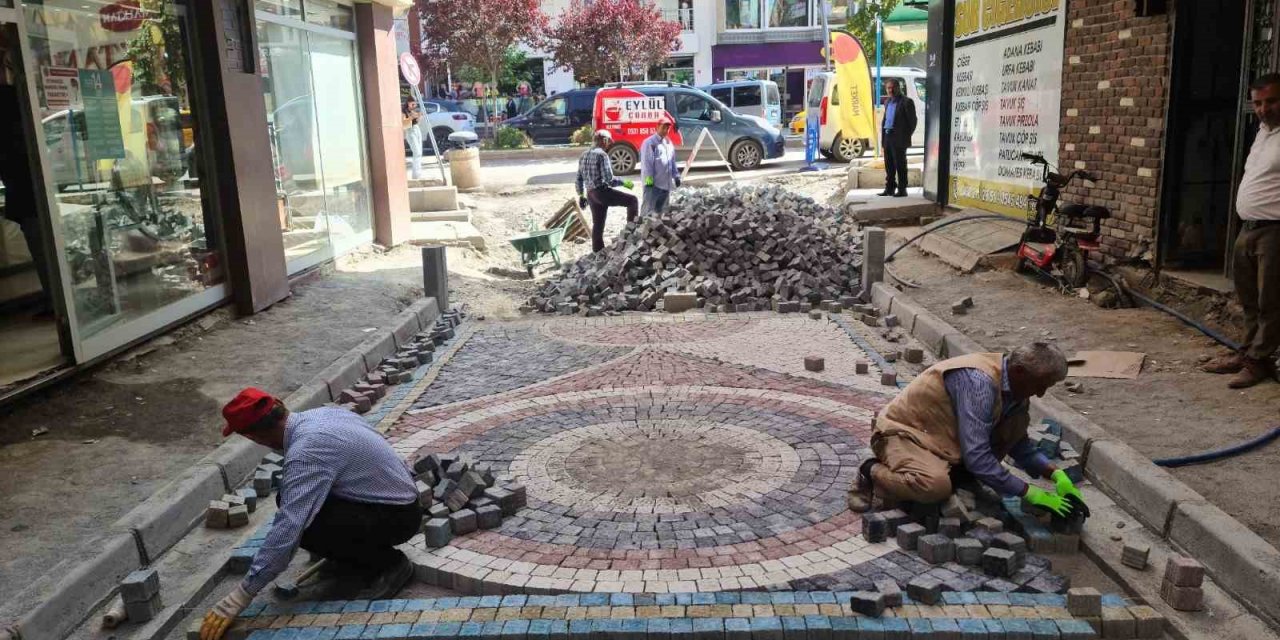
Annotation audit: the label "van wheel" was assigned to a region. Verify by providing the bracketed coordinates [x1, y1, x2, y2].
[608, 144, 638, 174]
[832, 134, 865, 162]
[730, 139, 763, 171]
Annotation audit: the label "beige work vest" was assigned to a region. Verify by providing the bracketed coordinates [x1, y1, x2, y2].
[873, 353, 1028, 465]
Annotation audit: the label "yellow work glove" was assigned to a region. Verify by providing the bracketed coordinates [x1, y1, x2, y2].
[200, 585, 252, 640]
[645, 176, 654, 187]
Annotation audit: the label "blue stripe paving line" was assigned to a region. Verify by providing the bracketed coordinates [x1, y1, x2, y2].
[829, 316, 906, 389]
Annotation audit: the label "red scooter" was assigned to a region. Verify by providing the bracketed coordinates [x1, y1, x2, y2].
[1015, 152, 1110, 288]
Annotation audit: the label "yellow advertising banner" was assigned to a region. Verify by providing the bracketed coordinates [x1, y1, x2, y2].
[949, 176, 1036, 219]
[828, 30, 876, 144]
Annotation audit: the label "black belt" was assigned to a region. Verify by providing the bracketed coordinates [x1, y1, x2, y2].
[1242, 220, 1280, 230]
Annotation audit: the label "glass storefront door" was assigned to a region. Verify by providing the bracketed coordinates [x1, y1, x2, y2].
[257, 5, 372, 274]
[20, 0, 225, 361]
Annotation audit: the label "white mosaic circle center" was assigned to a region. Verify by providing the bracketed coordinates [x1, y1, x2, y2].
[509, 419, 802, 514]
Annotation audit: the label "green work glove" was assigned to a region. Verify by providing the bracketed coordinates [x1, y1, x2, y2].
[645, 176, 654, 187]
[1051, 469, 1084, 503]
[1024, 484, 1072, 518]
[622, 180, 634, 190]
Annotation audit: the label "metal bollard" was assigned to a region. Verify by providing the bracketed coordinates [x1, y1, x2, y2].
[422, 246, 449, 307]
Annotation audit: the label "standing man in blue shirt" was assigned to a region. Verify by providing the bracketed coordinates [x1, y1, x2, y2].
[847, 343, 1088, 520]
[640, 121, 680, 215]
[878, 79, 917, 198]
[200, 388, 421, 640]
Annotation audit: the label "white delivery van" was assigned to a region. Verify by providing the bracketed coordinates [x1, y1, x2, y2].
[704, 79, 783, 129]
[809, 66, 926, 162]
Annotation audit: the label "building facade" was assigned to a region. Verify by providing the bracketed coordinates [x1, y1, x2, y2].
[929, 0, 1274, 281]
[0, 0, 412, 401]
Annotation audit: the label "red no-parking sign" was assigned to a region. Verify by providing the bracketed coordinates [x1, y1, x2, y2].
[399, 52, 421, 86]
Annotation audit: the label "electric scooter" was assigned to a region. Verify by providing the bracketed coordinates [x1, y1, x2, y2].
[1015, 152, 1110, 288]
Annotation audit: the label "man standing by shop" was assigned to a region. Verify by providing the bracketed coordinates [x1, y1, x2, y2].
[1204, 73, 1280, 388]
[575, 130, 636, 252]
[878, 79, 916, 198]
[640, 121, 680, 216]
[199, 389, 421, 640]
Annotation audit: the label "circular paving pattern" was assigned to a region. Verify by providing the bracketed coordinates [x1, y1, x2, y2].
[399, 383, 896, 594]
[542, 318, 755, 346]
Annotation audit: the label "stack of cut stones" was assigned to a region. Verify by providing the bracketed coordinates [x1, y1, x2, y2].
[120, 568, 162, 623]
[412, 452, 527, 549]
[335, 309, 464, 415]
[525, 184, 863, 315]
[1160, 556, 1205, 611]
[1026, 420, 1084, 484]
[860, 480, 1083, 609]
[206, 454, 275, 529]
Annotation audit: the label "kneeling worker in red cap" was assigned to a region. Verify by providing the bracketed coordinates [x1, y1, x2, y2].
[200, 388, 421, 640]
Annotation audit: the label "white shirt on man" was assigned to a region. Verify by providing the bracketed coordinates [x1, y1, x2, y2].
[1237, 123, 1280, 221]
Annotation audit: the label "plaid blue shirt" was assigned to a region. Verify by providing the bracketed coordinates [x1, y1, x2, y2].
[575, 147, 616, 196]
[943, 358, 1050, 497]
[242, 407, 417, 594]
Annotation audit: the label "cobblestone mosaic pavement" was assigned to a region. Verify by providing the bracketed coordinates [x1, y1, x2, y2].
[379, 314, 911, 595]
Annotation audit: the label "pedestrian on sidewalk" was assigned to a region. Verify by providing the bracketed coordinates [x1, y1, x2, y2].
[848, 343, 1089, 521]
[199, 389, 421, 640]
[640, 121, 680, 216]
[878, 79, 917, 198]
[1204, 73, 1280, 388]
[575, 129, 636, 252]
[403, 98, 423, 180]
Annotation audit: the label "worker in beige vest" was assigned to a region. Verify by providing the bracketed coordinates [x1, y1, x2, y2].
[848, 343, 1087, 518]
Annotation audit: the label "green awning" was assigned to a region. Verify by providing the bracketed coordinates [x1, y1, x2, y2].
[884, 4, 928, 24]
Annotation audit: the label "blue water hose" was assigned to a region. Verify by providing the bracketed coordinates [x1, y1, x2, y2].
[1152, 426, 1280, 468]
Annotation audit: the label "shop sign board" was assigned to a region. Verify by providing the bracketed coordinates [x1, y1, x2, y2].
[78, 69, 125, 160]
[948, 0, 1065, 217]
[99, 0, 147, 32]
[42, 66, 78, 109]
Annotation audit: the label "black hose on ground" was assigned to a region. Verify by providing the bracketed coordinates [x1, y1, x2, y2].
[1152, 426, 1280, 468]
[884, 214, 1012, 263]
[1123, 286, 1242, 351]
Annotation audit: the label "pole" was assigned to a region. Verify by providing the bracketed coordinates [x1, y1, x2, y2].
[821, 1, 831, 71]
[875, 13, 883, 106]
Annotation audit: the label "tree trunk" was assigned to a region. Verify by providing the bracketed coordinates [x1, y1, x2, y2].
[490, 64, 501, 140]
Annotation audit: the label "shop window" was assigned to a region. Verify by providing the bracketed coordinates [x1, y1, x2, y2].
[257, 0, 302, 18]
[766, 0, 809, 27]
[259, 17, 371, 272]
[725, 0, 761, 29]
[304, 0, 354, 31]
[914, 77, 927, 102]
[23, 1, 224, 345]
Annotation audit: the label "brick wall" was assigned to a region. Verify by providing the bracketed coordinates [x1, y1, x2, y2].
[1058, 0, 1175, 261]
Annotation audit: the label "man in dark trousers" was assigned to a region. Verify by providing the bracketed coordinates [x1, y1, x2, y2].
[878, 79, 917, 198]
[575, 129, 636, 252]
[200, 388, 422, 640]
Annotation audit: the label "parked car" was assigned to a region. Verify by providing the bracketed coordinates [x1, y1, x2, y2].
[592, 82, 786, 174]
[789, 110, 806, 136]
[704, 79, 783, 129]
[405, 99, 475, 155]
[809, 66, 926, 162]
[500, 88, 599, 145]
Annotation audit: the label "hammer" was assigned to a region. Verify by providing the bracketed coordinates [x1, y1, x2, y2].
[274, 558, 328, 600]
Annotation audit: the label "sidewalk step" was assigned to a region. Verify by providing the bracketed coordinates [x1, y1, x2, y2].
[409, 221, 486, 250]
[409, 185, 459, 212]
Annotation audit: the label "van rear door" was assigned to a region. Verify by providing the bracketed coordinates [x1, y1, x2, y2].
[764, 82, 782, 128]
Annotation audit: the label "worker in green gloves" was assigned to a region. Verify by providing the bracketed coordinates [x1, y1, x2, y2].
[640, 121, 681, 216]
[849, 342, 1089, 519]
[574, 129, 638, 252]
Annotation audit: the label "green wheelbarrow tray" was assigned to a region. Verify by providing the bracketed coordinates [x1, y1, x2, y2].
[508, 213, 575, 277]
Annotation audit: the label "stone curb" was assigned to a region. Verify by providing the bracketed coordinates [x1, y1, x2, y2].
[2, 297, 442, 640]
[868, 281, 1280, 627]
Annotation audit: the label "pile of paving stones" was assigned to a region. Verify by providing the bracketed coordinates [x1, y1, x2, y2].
[847, 454, 1091, 613]
[334, 309, 465, 414]
[525, 184, 863, 315]
[412, 452, 527, 548]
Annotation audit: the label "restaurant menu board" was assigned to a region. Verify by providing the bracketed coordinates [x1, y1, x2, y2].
[949, 0, 1065, 217]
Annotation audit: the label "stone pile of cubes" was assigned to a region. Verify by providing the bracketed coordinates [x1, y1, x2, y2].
[336, 309, 464, 415]
[206, 453, 277, 529]
[1026, 420, 1084, 484]
[1160, 556, 1205, 611]
[412, 452, 527, 548]
[525, 185, 863, 315]
[119, 568, 162, 622]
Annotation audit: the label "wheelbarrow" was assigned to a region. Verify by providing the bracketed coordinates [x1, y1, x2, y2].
[509, 212, 574, 277]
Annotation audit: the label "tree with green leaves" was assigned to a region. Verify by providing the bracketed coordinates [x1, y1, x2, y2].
[843, 0, 921, 67]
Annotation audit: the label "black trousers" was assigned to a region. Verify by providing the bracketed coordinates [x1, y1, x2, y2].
[882, 134, 908, 193]
[587, 187, 638, 252]
[297, 495, 422, 576]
